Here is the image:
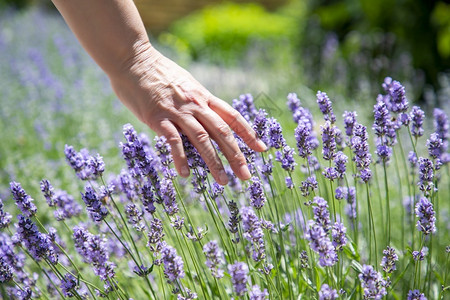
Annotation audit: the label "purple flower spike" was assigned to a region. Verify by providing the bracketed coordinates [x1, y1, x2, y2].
[319, 284, 338, 300]
[248, 177, 266, 209]
[332, 222, 347, 251]
[60, 273, 78, 297]
[426, 133, 443, 159]
[161, 245, 185, 283]
[410, 106, 425, 138]
[10, 182, 37, 218]
[295, 120, 313, 158]
[343, 111, 357, 137]
[407, 289, 427, 300]
[267, 118, 286, 149]
[275, 146, 297, 172]
[203, 240, 224, 278]
[415, 197, 436, 235]
[305, 221, 337, 267]
[380, 246, 398, 274]
[249, 284, 269, 300]
[0, 258, 13, 283]
[317, 91, 336, 123]
[321, 121, 337, 161]
[241, 206, 265, 261]
[229, 262, 249, 296]
[418, 157, 434, 195]
[81, 186, 108, 223]
[358, 264, 387, 299]
[313, 197, 331, 231]
[0, 199, 12, 229]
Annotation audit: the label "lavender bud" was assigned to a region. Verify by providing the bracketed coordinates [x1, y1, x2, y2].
[358, 264, 387, 299]
[228, 262, 249, 296]
[319, 284, 338, 300]
[380, 246, 398, 273]
[10, 182, 37, 217]
[407, 290, 427, 300]
[415, 197, 436, 235]
[410, 106, 425, 138]
[317, 91, 336, 123]
[203, 240, 224, 278]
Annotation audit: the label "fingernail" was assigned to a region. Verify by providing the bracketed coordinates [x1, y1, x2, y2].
[181, 166, 190, 177]
[257, 139, 267, 151]
[239, 164, 251, 180]
[219, 170, 229, 185]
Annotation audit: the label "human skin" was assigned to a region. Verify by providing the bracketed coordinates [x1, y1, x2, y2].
[51, 0, 267, 185]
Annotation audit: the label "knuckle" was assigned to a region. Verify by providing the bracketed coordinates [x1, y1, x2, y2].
[195, 131, 211, 144]
[228, 151, 246, 165]
[216, 123, 232, 139]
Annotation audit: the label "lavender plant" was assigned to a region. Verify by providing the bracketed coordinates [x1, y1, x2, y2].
[0, 8, 449, 300]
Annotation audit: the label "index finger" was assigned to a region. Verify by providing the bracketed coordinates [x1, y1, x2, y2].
[208, 98, 267, 152]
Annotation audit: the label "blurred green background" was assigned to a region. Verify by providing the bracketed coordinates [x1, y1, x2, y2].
[2, 0, 450, 106]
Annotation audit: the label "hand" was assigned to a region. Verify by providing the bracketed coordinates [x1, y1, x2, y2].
[109, 43, 267, 185]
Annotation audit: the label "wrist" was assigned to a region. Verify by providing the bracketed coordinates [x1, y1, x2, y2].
[108, 39, 162, 83]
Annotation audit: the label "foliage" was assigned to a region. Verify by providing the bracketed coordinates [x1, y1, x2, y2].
[1, 6, 450, 300]
[160, 2, 298, 65]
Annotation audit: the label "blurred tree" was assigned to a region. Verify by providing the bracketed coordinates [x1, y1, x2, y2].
[306, 0, 450, 90]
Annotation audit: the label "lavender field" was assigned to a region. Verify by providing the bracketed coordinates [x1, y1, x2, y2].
[1, 7, 449, 300]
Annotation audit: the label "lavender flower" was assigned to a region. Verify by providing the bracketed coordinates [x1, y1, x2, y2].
[16, 215, 58, 264]
[300, 176, 318, 197]
[317, 91, 336, 123]
[410, 106, 425, 138]
[331, 222, 347, 251]
[426, 133, 443, 159]
[227, 200, 241, 235]
[248, 177, 266, 209]
[161, 245, 185, 283]
[407, 289, 427, 300]
[295, 120, 313, 158]
[417, 157, 434, 195]
[319, 284, 338, 300]
[40, 179, 55, 206]
[52, 190, 82, 221]
[415, 197, 436, 235]
[154, 135, 173, 166]
[203, 240, 224, 278]
[313, 197, 331, 232]
[125, 203, 145, 232]
[64, 145, 104, 180]
[285, 177, 294, 189]
[380, 246, 398, 273]
[229, 262, 249, 296]
[412, 247, 428, 261]
[241, 207, 265, 261]
[0, 199, 12, 229]
[351, 123, 372, 182]
[81, 186, 108, 223]
[0, 257, 13, 282]
[343, 111, 357, 137]
[147, 218, 165, 253]
[170, 215, 185, 231]
[73, 227, 115, 281]
[10, 182, 37, 218]
[275, 146, 297, 172]
[305, 221, 337, 267]
[233, 93, 257, 122]
[334, 151, 348, 178]
[60, 273, 78, 297]
[358, 264, 387, 299]
[267, 118, 286, 149]
[382, 77, 409, 113]
[253, 109, 269, 145]
[321, 121, 337, 160]
[249, 284, 269, 300]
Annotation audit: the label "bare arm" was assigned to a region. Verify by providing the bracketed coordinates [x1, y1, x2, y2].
[51, 0, 266, 185]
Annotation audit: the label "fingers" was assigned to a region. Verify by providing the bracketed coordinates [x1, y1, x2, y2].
[178, 116, 229, 185]
[208, 97, 267, 152]
[156, 120, 190, 178]
[196, 109, 251, 181]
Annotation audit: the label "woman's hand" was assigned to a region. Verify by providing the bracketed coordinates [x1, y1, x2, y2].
[109, 43, 267, 185]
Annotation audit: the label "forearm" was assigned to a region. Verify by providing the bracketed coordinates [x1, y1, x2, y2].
[51, 0, 157, 78]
